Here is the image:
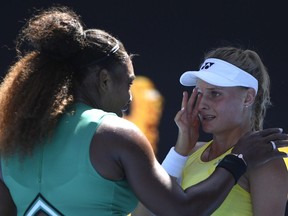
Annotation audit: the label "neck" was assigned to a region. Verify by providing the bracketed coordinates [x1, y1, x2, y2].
[74, 91, 100, 109]
[206, 126, 251, 161]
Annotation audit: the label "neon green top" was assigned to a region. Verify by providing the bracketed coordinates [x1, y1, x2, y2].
[2, 103, 138, 216]
[279, 147, 288, 169]
[182, 141, 252, 216]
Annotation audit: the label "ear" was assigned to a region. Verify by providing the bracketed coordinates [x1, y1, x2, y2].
[244, 88, 256, 107]
[98, 69, 111, 91]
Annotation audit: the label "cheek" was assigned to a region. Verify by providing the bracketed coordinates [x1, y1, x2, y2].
[122, 85, 132, 99]
[114, 86, 131, 103]
[219, 103, 243, 123]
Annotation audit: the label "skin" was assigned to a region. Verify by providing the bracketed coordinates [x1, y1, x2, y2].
[0, 180, 16, 216]
[173, 80, 288, 215]
[196, 81, 254, 160]
[1, 59, 288, 216]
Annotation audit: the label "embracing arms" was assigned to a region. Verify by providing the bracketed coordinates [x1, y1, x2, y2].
[93, 114, 288, 216]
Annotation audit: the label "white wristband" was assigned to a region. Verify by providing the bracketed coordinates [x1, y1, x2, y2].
[161, 147, 189, 178]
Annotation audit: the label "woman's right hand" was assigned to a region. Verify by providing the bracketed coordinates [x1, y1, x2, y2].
[174, 88, 202, 156]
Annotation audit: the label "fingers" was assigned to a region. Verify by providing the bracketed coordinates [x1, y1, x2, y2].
[254, 128, 283, 137]
[262, 130, 288, 150]
[233, 128, 288, 168]
[249, 128, 288, 149]
[181, 91, 188, 110]
[186, 88, 198, 114]
[269, 141, 277, 150]
[174, 108, 184, 126]
[273, 139, 288, 149]
[191, 91, 202, 119]
[180, 88, 201, 115]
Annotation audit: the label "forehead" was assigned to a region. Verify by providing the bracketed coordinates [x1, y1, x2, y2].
[126, 58, 135, 77]
[114, 58, 135, 81]
[123, 59, 135, 83]
[196, 79, 223, 90]
[196, 79, 242, 93]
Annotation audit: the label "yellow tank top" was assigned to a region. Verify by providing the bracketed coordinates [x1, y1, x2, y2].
[182, 141, 252, 216]
[279, 147, 288, 169]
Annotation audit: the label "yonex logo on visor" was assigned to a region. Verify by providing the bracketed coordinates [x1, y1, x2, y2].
[200, 62, 215, 70]
[179, 58, 258, 94]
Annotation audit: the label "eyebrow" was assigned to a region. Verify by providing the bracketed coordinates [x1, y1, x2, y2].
[196, 86, 225, 91]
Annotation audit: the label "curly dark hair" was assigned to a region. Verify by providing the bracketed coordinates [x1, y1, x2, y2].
[0, 6, 129, 156]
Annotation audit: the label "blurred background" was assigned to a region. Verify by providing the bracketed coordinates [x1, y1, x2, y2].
[1, 0, 287, 162]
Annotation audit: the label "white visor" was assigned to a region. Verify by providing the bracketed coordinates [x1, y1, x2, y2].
[180, 58, 258, 94]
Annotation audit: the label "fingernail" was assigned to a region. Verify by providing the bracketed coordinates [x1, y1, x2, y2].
[279, 128, 283, 133]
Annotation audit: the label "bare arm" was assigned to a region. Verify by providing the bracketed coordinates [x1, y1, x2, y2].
[0, 158, 16, 215]
[116, 121, 235, 216]
[92, 116, 235, 215]
[0, 180, 16, 216]
[91, 116, 288, 216]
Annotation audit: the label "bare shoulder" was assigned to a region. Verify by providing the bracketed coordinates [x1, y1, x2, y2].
[90, 115, 155, 180]
[97, 115, 149, 145]
[247, 159, 288, 192]
[248, 157, 288, 185]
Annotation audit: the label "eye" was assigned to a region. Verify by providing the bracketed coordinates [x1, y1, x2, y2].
[209, 91, 221, 98]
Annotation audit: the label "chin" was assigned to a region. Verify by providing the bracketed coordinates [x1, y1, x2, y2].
[202, 125, 213, 133]
[118, 113, 124, 117]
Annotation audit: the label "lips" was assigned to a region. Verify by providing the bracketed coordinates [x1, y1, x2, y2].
[121, 102, 131, 113]
[199, 114, 215, 121]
